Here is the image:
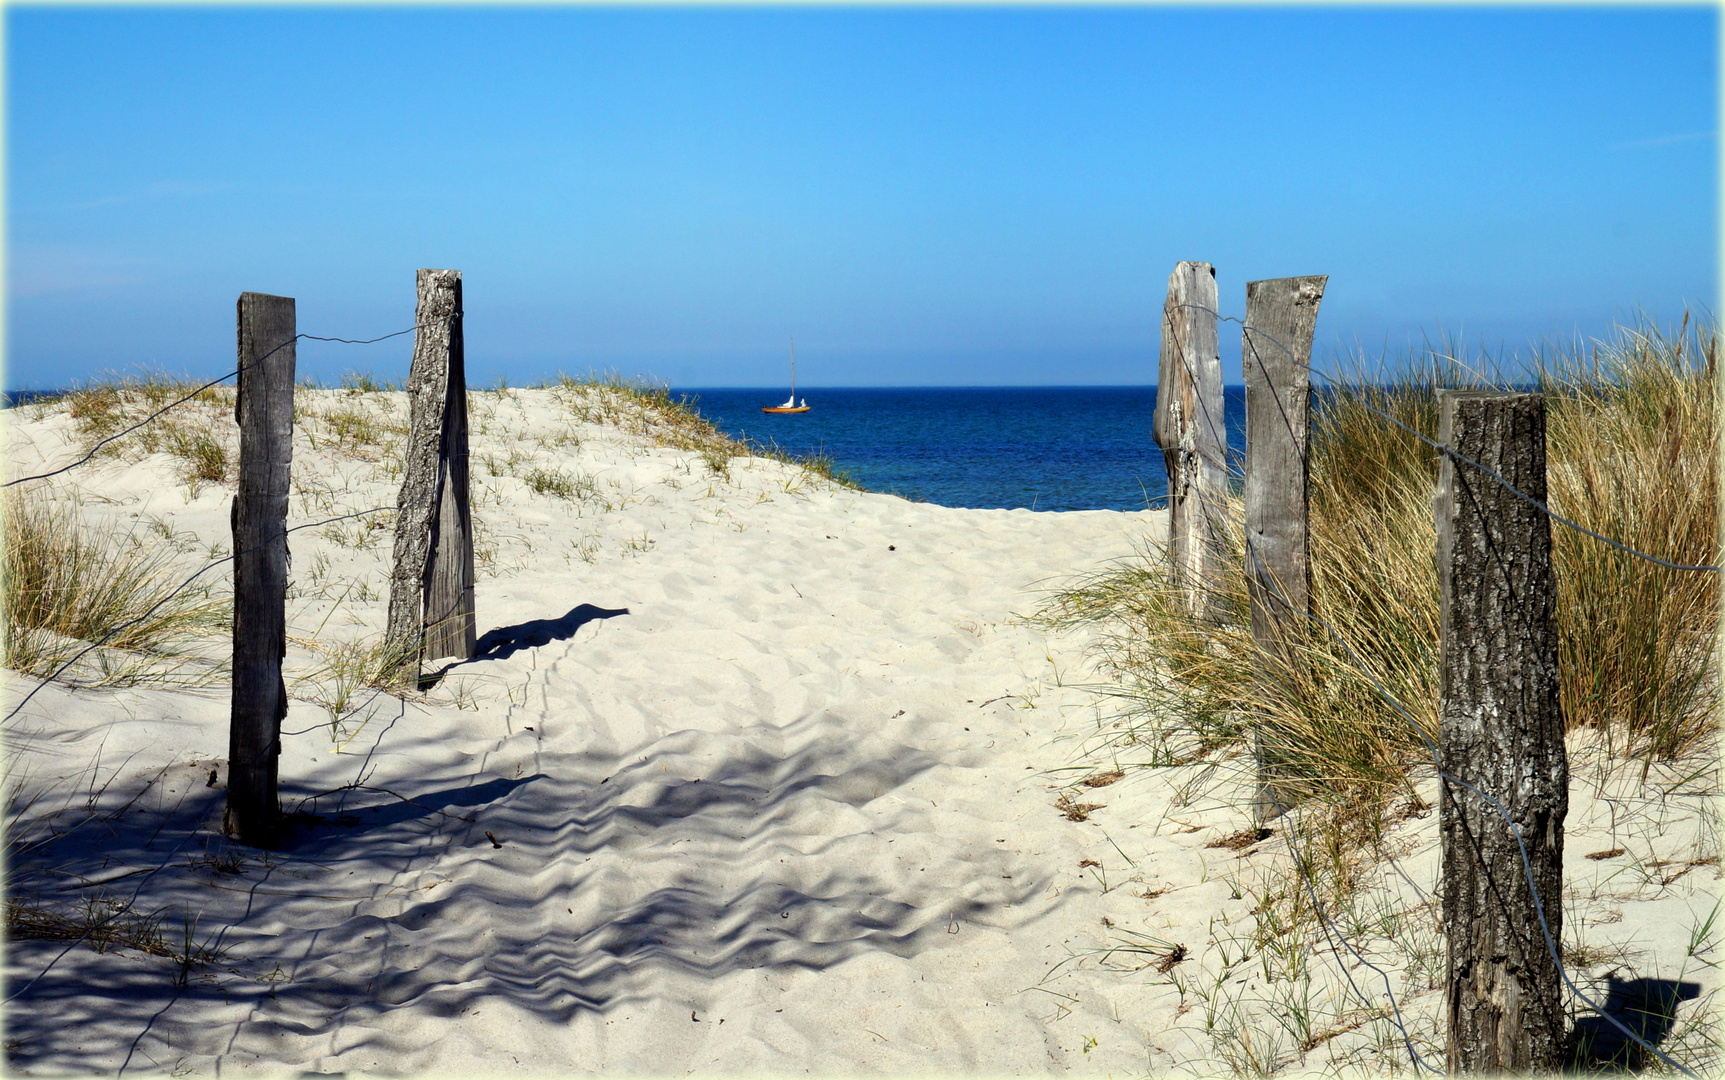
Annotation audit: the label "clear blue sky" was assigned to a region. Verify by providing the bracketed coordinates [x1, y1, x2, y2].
[6, 5, 1718, 390]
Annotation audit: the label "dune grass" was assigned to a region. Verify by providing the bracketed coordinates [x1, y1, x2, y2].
[1038, 316, 1719, 1076]
[53, 376, 238, 485]
[1041, 315, 1718, 838]
[1543, 320, 1720, 761]
[1, 489, 229, 686]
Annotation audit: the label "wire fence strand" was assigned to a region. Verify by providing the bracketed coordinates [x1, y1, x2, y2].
[4, 316, 450, 490]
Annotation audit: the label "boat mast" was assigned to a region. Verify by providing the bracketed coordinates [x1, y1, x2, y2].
[789, 338, 797, 397]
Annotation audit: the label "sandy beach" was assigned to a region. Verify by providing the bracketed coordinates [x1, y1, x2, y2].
[4, 384, 1716, 1076]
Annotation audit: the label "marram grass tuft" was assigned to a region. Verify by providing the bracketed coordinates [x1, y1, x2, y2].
[2, 490, 229, 686]
[1042, 315, 1718, 834]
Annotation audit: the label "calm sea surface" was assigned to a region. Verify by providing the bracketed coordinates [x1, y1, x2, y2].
[1, 385, 1250, 513]
[674, 386, 1248, 513]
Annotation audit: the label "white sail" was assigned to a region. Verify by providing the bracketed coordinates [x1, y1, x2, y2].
[764, 338, 806, 410]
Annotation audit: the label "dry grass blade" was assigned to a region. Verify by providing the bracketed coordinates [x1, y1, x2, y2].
[1080, 769, 1125, 788]
[1055, 793, 1104, 821]
[1206, 828, 1272, 851]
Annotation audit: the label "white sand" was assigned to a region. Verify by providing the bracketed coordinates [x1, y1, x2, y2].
[4, 386, 1717, 1076]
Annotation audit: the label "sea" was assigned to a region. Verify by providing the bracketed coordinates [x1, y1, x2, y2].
[1, 384, 1250, 513]
[672, 386, 1249, 513]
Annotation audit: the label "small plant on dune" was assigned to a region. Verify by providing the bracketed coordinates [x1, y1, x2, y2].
[323, 405, 384, 448]
[138, 377, 233, 414]
[338, 370, 400, 394]
[298, 635, 419, 742]
[748, 436, 858, 489]
[552, 372, 741, 455]
[318, 515, 389, 551]
[300, 397, 406, 458]
[2, 489, 228, 685]
[65, 385, 125, 440]
[163, 423, 229, 483]
[65, 376, 233, 439]
[6, 896, 229, 984]
[291, 384, 411, 462]
[795, 447, 856, 488]
[523, 466, 594, 501]
[699, 445, 732, 480]
[6, 896, 172, 957]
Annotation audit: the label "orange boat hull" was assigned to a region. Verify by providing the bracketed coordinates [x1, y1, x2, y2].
[760, 405, 811, 414]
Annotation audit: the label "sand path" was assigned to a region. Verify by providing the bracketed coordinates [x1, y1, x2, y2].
[6, 390, 1222, 1075]
[6, 388, 1714, 1076]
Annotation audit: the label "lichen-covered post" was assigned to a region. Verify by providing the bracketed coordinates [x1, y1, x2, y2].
[1152, 261, 1227, 621]
[386, 269, 474, 682]
[227, 292, 296, 846]
[1437, 389, 1568, 1072]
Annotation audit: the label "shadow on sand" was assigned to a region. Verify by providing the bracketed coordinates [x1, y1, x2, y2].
[471, 604, 631, 662]
[1566, 975, 1703, 1071]
[5, 710, 1040, 1074]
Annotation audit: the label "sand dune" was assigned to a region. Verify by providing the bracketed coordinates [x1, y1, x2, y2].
[4, 386, 1715, 1075]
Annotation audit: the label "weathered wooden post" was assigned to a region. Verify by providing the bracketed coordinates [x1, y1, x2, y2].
[1152, 261, 1227, 620]
[1242, 275, 1326, 823]
[226, 293, 296, 846]
[1437, 390, 1568, 1073]
[386, 269, 474, 682]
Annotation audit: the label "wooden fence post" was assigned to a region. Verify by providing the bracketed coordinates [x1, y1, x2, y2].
[1242, 275, 1326, 823]
[226, 292, 296, 846]
[1437, 390, 1568, 1073]
[1153, 261, 1227, 620]
[386, 269, 474, 681]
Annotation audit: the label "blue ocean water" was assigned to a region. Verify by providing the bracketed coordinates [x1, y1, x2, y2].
[1, 384, 1249, 513]
[673, 386, 1248, 512]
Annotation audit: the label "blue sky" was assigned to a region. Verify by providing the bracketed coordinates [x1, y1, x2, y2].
[7, 5, 1718, 389]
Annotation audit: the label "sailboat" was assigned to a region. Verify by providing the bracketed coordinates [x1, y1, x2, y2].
[761, 339, 811, 414]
